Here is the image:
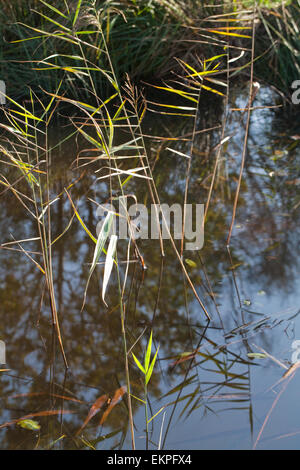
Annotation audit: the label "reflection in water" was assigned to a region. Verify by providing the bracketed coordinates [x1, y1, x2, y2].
[0, 86, 299, 449]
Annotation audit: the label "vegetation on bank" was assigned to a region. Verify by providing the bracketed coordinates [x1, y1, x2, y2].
[0, 0, 299, 99]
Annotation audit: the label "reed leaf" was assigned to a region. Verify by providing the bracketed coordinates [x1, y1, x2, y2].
[102, 234, 118, 307]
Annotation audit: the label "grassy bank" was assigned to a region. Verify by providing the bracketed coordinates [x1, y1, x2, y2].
[0, 0, 299, 100]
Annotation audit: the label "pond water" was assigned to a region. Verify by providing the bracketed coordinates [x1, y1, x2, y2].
[0, 85, 299, 450]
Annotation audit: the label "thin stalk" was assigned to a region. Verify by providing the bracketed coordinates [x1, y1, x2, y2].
[227, 2, 257, 245]
[180, 84, 201, 257]
[116, 262, 136, 450]
[144, 382, 149, 450]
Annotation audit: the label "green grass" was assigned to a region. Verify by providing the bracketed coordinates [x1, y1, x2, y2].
[255, 0, 300, 93]
[0, 0, 196, 99]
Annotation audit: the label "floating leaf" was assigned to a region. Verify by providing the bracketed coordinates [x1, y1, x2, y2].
[185, 259, 197, 268]
[258, 290, 266, 296]
[17, 419, 40, 431]
[247, 353, 267, 359]
[0, 410, 74, 429]
[228, 262, 243, 270]
[99, 386, 126, 426]
[76, 394, 108, 436]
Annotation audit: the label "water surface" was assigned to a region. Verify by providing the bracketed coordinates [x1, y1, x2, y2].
[0, 85, 299, 449]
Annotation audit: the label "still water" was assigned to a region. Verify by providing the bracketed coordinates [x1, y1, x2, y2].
[0, 85, 299, 449]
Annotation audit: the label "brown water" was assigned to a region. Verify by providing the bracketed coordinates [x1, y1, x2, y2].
[0, 85, 299, 449]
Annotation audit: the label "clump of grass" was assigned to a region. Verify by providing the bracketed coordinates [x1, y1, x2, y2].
[254, 0, 300, 93]
[0, 0, 202, 99]
[2, 0, 298, 100]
